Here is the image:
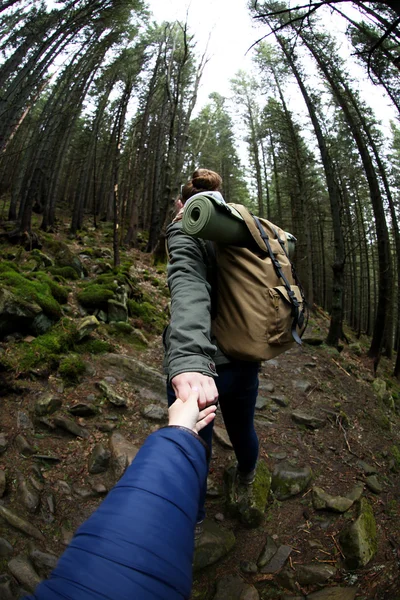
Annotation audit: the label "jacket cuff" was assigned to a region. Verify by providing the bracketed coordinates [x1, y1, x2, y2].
[163, 425, 210, 460]
[168, 355, 217, 381]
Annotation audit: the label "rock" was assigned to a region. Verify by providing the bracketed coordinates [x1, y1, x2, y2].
[15, 435, 34, 456]
[193, 519, 235, 572]
[271, 395, 289, 407]
[255, 397, 269, 410]
[61, 527, 73, 546]
[346, 483, 364, 502]
[8, 555, 41, 593]
[56, 481, 72, 495]
[31, 313, 54, 336]
[259, 544, 292, 574]
[17, 411, 34, 430]
[259, 382, 275, 393]
[271, 463, 313, 500]
[213, 426, 233, 449]
[141, 404, 167, 421]
[76, 315, 99, 341]
[30, 549, 58, 576]
[34, 395, 62, 418]
[307, 588, 358, 600]
[17, 474, 40, 513]
[291, 410, 326, 429]
[292, 380, 312, 393]
[0, 470, 6, 497]
[312, 487, 353, 512]
[240, 560, 258, 574]
[88, 444, 111, 474]
[0, 574, 16, 600]
[214, 513, 225, 523]
[53, 416, 89, 438]
[212, 574, 259, 599]
[0, 538, 13, 557]
[73, 485, 94, 499]
[96, 354, 166, 398]
[357, 460, 377, 475]
[69, 402, 98, 417]
[0, 432, 8, 453]
[257, 535, 278, 568]
[372, 378, 389, 402]
[366, 475, 382, 494]
[32, 454, 60, 464]
[97, 423, 117, 433]
[131, 328, 149, 347]
[225, 461, 271, 528]
[97, 380, 127, 407]
[91, 482, 108, 495]
[110, 432, 139, 479]
[268, 451, 287, 461]
[107, 300, 128, 322]
[206, 476, 223, 498]
[339, 498, 378, 569]
[295, 564, 336, 585]
[0, 288, 42, 338]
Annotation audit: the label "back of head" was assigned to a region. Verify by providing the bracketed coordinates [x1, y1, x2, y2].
[181, 168, 222, 202]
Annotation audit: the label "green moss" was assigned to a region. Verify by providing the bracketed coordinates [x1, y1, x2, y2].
[0, 268, 62, 318]
[58, 354, 86, 384]
[391, 445, 400, 471]
[127, 300, 166, 334]
[34, 272, 69, 304]
[48, 266, 79, 281]
[0, 260, 19, 273]
[0, 319, 78, 373]
[75, 339, 113, 354]
[77, 284, 115, 308]
[109, 322, 133, 335]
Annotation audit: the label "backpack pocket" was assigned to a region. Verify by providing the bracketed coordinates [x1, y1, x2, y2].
[267, 285, 304, 345]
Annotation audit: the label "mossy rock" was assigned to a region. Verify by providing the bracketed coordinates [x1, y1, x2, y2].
[48, 266, 79, 281]
[77, 284, 115, 309]
[127, 300, 167, 334]
[58, 355, 86, 384]
[75, 339, 113, 355]
[224, 460, 271, 528]
[42, 238, 85, 277]
[0, 319, 78, 374]
[33, 272, 68, 304]
[390, 445, 400, 472]
[339, 498, 378, 569]
[0, 267, 62, 319]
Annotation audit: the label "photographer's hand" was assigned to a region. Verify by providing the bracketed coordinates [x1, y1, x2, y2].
[168, 388, 217, 433]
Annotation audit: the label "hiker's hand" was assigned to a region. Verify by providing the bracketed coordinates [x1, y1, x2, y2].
[171, 372, 218, 409]
[168, 389, 217, 433]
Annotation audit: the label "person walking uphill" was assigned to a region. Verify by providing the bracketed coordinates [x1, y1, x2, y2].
[164, 169, 266, 553]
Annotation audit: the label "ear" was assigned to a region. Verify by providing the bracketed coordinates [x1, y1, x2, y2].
[175, 198, 184, 210]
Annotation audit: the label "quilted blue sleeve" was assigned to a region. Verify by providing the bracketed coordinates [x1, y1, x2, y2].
[25, 426, 208, 600]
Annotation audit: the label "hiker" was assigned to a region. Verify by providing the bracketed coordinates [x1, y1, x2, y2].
[25, 391, 216, 600]
[164, 168, 261, 539]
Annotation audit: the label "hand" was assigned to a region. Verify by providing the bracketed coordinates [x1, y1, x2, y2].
[171, 372, 218, 410]
[168, 389, 217, 433]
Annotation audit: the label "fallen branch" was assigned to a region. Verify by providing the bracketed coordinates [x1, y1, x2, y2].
[332, 358, 351, 377]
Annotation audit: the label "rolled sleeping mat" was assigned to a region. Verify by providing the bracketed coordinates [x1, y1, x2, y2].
[181, 194, 253, 246]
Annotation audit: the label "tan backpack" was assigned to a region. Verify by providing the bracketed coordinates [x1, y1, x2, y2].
[209, 204, 307, 362]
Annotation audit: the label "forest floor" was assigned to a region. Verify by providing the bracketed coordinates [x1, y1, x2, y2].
[0, 218, 399, 599]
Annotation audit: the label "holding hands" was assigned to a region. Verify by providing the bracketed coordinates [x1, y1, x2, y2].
[168, 386, 217, 433]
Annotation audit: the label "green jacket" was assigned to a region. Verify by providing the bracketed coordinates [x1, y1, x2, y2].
[163, 222, 229, 381]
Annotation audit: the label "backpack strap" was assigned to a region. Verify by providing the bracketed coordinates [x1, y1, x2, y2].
[253, 216, 304, 345]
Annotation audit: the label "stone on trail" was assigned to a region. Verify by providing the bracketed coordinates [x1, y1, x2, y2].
[30, 549, 58, 576]
[0, 506, 44, 541]
[141, 404, 167, 421]
[69, 402, 98, 417]
[291, 410, 326, 429]
[110, 432, 139, 479]
[259, 544, 292, 574]
[53, 416, 89, 439]
[17, 473, 40, 513]
[270, 395, 289, 407]
[0, 469, 6, 497]
[0, 538, 13, 557]
[34, 394, 62, 417]
[88, 444, 111, 474]
[292, 380, 312, 393]
[76, 315, 99, 341]
[212, 574, 259, 599]
[0, 576, 15, 600]
[224, 461, 271, 528]
[271, 462, 313, 500]
[0, 432, 8, 453]
[312, 486, 353, 513]
[213, 426, 233, 449]
[307, 588, 358, 600]
[257, 535, 278, 568]
[366, 475, 382, 494]
[96, 354, 166, 398]
[8, 555, 41, 593]
[97, 380, 127, 407]
[193, 519, 235, 572]
[346, 483, 364, 502]
[339, 498, 378, 569]
[259, 382, 275, 393]
[294, 563, 336, 586]
[15, 434, 34, 456]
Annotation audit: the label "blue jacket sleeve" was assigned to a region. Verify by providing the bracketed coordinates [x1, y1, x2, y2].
[25, 426, 208, 600]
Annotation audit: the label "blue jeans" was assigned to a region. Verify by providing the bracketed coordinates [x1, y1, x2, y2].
[167, 361, 260, 522]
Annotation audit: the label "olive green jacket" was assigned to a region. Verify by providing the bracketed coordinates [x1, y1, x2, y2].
[163, 222, 229, 381]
